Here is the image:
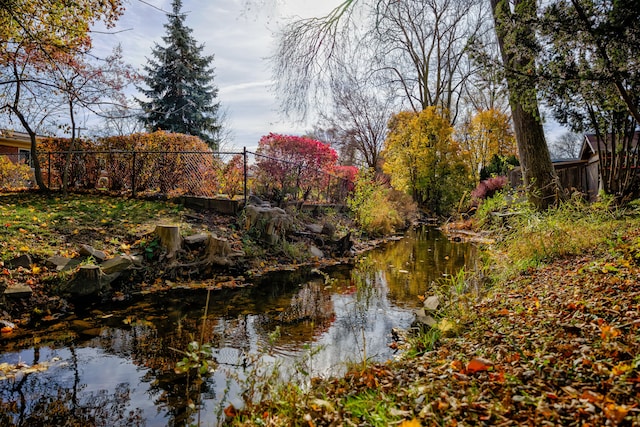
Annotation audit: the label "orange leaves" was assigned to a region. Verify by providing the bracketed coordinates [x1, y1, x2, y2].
[604, 403, 632, 425]
[450, 357, 497, 376]
[599, 323, 621, 341]
[399, 419, 422, 427]
[466, 357, 493, 374]
[223, 404, 237, 418]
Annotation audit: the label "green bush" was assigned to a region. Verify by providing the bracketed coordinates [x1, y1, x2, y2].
[347, 169, 417, 236]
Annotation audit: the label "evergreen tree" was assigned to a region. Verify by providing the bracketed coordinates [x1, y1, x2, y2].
[137, 0, 220, 149]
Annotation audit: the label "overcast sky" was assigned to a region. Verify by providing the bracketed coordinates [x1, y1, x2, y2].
[92, 0, 342, 151]
[91, 0, 569, 152]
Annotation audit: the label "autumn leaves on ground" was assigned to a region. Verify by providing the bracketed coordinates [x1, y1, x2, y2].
[228, 198, 640, 426]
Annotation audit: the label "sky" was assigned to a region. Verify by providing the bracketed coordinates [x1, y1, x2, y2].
[91, 0, 343, 151]
[91, 0, 569, 153]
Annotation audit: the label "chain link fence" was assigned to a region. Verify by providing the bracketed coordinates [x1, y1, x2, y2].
[1, 149, 354, 205]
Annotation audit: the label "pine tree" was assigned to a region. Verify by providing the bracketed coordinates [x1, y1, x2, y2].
[137, 0, 221, 149]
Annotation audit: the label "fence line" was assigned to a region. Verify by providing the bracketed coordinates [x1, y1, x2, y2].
[1, 149, 354, 205]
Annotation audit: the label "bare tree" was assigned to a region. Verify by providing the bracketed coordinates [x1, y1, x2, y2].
[369, 0, 488, 123]
[548, 132, 581, 160]
[317, 59, 395, 171]
[272, 0, 487, 125]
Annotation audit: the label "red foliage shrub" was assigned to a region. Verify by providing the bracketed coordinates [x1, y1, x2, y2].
[471, 176, 508, 205]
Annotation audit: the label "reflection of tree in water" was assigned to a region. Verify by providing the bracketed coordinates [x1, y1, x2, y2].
[254, 279, 335, 348]
[249, 278, 335, 349]
[0, 345, 143, 426]
[94, 309, 222, 426]
[366, 226, 476, 304]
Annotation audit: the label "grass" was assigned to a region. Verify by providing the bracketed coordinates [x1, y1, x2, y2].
[0, 192, 185, 262]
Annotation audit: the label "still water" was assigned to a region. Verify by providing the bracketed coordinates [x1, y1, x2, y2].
[0, 226, 476, 426]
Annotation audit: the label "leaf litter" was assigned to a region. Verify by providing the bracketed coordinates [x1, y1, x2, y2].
[232, 253, 640, 426]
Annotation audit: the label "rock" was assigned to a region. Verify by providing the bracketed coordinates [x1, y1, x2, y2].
[130, 254, 144, 267]
[3, 284, 33, 298]
[321, 222, 336, 238]
[45, 256, 81, 272]
[305, 223, 324, 234]
[184, 233, 209, 246]
[78, 244, 107, 261]
[100, 255, 133, 274]
[247, 194, 270, 207]
[309, 245, 324, 258]
[414, 308, 438, 327]
[423, 295, 440, 311]
[6, 254, 32, 269]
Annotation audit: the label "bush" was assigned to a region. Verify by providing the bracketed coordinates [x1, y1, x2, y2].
[471, 176, 508, 207]
[347, 169, 417, 236]
[0, 156, 32, 189]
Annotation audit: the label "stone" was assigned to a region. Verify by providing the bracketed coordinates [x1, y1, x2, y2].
[414, 308, 438, 327]
[6, 254, 32, 269]
[309, 245, 324, 258]
[423, 295, 440, 312]
[45, 256, 81, 272]
[3, 284, 33, 298]
[78, 244, 107, 261]
[100, 255, 133, 274]
[305, 223, 324, 234]
[184, 233, 210, 246]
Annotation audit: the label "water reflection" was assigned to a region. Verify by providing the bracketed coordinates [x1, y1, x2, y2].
[0, 226, 475, 426]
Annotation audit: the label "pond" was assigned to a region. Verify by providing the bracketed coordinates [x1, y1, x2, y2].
[0, 226, 477, 426]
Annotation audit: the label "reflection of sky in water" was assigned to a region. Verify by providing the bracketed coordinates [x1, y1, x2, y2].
[0, 226, 474, 426]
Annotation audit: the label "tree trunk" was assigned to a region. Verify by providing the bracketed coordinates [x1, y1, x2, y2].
[490, 0, 562, 210]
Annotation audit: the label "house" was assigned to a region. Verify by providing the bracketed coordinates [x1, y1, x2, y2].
[508, 131, 640, 201]
[578, 131, 640, 201]
[0, 129, 35, 165]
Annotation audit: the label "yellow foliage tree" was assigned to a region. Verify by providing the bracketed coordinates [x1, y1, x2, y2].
[383, 107, 470, 215]
[459, 109, 517, 182]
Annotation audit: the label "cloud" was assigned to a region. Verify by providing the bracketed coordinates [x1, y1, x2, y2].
[91, 0, 332, 149]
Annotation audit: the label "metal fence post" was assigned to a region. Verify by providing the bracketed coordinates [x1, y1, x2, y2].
[243, 147, 248, 205]
[132, 151, 137, 198]
[47, 152, 51, 189]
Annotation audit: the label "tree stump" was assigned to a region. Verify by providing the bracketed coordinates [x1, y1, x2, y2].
[65, 264, 106, 297]
[203, 233, 234, 266]
[154, 225, 183, 260]
[244, 205, 292, 245]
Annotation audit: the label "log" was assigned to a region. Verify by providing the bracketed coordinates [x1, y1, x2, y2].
[154, 224, 183, 259]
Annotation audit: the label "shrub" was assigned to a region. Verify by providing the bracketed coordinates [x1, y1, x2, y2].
[0, 156, 32, 189]
[471, 176, 508, 207]
[347, 169, 417, 236]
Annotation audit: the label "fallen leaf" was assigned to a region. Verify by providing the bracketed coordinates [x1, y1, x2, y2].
[466, 357, 493, 374]
[604, 403, 630, 424]
[399, 419, 422, 427]
[224, 404, 237, 418]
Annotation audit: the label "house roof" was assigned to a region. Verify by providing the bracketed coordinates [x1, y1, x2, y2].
[0, 129, 34, 150]
[580, 131, 640, 160]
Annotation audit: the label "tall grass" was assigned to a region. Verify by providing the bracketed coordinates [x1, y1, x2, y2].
[479, 191, 640, 275]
